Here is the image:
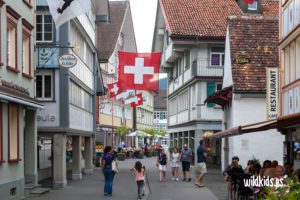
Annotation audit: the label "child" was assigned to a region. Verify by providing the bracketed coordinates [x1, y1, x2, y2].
[130, 161, 145, 199]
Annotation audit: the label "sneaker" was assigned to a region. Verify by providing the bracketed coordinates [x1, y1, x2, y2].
[172, 177, 175, 181]
[183, 178, 186, 181]
[176, 178, 179, 181]
[188, 178, 192, 182]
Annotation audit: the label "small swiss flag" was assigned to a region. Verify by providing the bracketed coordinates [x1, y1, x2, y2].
[107, 82, 121, 98]
[118, 52, 161, 91]
[131, 93, 143, 107]
[243, 0, 255, 4]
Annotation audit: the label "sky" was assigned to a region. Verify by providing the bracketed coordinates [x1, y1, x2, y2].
[128, 0, 158, 53]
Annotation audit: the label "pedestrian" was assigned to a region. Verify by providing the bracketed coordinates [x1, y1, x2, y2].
[156, 148, 168, 182]
[170, 147, 180, 181]
[130, 161, 146, 199]
[101, 146, 117, 196]
[194, 140, 208, 187]
[181, 144, 192, 182]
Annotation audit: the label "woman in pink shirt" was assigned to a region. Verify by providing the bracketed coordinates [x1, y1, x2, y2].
[130, 161, 145, 199]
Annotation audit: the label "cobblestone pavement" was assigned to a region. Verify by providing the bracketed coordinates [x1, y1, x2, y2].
[26, 158, 226, 200]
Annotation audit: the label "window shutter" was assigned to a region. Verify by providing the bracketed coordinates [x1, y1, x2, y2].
[207, 82, 216, 107]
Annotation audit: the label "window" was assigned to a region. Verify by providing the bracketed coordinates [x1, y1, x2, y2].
[125, 108, 132, 119]
[248, 1, 257, 10]
[22, 19, 33, 77]
[283, 7, 289, 36]
[178, 91, 189, 112]
[0, 103, 3, 163]
[154, 112, 159, 119]
[7, 7, 20, 71]
[69, 81, 92, 112]
[159, 111, 167, 120]
[207, 82, 216, 107]
[36, 14, 53, 42]
[210, 47, 224, 66]
[289, 2, 294, 32]
[185, 51, 190, 70]
[169, 98, 177, 116]
[191, 84, 196, 108]
[216, 83, 222, 91]
[36, 71, 53, 100]
[101, 102, 112, 115]
[8, 103, 20, 162]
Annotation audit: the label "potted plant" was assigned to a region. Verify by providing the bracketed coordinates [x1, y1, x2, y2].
[137, 152, 144, 159]
[117, 152, 126, 161]
[146, 150, 153, 157]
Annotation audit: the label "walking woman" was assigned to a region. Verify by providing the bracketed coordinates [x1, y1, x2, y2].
[157, 148, 168, 182]
[170, 148, 180, 181]
[101, 146, 116, 196]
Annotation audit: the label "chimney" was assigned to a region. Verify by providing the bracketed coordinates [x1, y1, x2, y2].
[236, 0, 263, 15]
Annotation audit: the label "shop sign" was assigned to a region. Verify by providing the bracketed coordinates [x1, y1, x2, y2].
[0, 79, 30, 96]
[95, 145, 104, 153]
[234, 55, 250, 65]
[38, 48, 60, 68]
[266, 68, 278, 120]
[58, 54, 77, 68]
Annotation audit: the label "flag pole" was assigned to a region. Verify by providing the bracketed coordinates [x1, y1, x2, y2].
[112, 102, 114, 147]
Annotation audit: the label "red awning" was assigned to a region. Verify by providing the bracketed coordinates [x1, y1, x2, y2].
[204, 86, 232, 109]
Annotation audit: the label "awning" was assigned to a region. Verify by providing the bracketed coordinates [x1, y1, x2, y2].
[128, 130, 151, 137]
[208, 119, 278, 139]
[0, 93, 44, 109]
[204, 86, 232, 109]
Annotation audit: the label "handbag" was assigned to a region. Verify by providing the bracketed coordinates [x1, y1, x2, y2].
[112, 160, 119, 173]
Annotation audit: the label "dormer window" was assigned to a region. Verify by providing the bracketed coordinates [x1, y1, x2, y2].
[248, 1, 257, 11]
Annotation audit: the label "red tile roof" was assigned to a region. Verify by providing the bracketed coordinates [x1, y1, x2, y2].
[96, 1, 128, 60]
[160, 0, 242, 39]
[229, 15, 279, 93]
[262, 0, 279, 17]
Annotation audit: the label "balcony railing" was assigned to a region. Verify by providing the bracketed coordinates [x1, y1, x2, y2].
[191, 58, 224, 77]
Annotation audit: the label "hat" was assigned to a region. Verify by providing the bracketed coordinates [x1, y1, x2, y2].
[232, 156, 239, 161]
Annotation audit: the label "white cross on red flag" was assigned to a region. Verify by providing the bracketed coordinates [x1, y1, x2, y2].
[124, 93, 143, 107]
[242, 0, 255, 4]
[118, 52, 161, 91]
[107, 82, 121, 98]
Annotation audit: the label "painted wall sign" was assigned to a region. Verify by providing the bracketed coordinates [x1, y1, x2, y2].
[58, 54, 77, 68]
[233, 55, 250, 65]
[0, 79, 30, 95]
[37, 114, 56, 122]
[266, 68, 278, 120]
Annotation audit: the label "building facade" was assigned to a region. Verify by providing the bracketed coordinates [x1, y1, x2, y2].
[152, 0, 242, 162]
[96, 1, 136, 147]
[206, 1, 285, 169]
[0, 0, 44, 199]
[153, 89, 167, 132]
[35, 0, 106, 187]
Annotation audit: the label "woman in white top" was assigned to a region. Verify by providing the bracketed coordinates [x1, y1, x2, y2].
[170, 148, 181, 181]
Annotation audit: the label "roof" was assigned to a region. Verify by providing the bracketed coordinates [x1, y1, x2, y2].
[96, 1, 128, 60]
[159, 0, 278, 39]
[154, 89, 167, 110]
[229, 15, 279, 93]
[262, 0, 279, 17]
[159, 0, 242, 39]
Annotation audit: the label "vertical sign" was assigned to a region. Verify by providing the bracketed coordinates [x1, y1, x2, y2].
[266, 68, 278, 120]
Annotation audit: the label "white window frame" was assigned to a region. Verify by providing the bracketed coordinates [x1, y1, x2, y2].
[36, 71, 54, 101]
[248, 1, 258, 11]
[210, 47, 224, 67]
[36, 14, 53, 42]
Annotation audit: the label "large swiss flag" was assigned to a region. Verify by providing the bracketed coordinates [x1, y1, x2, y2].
[118, 52, 161, 91]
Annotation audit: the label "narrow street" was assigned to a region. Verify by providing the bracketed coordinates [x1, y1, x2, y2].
[26, 158, 221, 200]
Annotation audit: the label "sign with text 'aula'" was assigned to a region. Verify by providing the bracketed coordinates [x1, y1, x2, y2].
[38, 48, 60, 68]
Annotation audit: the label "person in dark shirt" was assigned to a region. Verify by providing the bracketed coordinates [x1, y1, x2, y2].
[223, 156, 242, 176]
[101, 146, 116, 196]
[195, 140, 208, 187]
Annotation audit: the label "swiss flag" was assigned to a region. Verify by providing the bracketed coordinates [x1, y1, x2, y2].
[131, 93, 143, 107]
[124, 93, 144, 107]
[243, 0, 255, 4]
[107, 82, 121, 98]
[118, 52, 161, 91]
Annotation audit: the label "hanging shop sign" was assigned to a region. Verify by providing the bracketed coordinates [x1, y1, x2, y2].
[58, 54, 77, 68]
[266, 68, 278, 120]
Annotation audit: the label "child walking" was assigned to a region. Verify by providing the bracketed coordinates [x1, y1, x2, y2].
[130, 161, 145, 199]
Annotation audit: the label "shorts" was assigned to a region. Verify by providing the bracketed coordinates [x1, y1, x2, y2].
[171, 162, 180, 168]
[159, 164, 167, 171]
[182, 161, 191, 172]
[194, 162, 207, 175]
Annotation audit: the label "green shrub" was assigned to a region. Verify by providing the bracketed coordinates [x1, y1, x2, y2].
[117, 152, 126, 157]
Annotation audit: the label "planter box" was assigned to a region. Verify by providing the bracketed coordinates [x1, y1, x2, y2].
[117, 156, 125, 161]
[145, 151, 153, 157]
[153, 151, 158, 156]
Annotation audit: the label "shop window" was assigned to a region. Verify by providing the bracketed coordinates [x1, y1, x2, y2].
[8, 103, 20, 162]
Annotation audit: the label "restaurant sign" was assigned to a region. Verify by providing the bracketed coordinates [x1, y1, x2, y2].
[266, 68, 278, 120]
[58, 54, 77, 68]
